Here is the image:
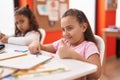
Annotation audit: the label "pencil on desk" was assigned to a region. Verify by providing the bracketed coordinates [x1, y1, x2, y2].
[0, 53, 27, 61]
[35, 52, 41, 57]
[12, 68, 65, 76]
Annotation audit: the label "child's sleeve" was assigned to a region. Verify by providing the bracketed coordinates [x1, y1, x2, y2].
[8, 31, 40, 46]
[85, 42, 99, 59]
[52, 39, 62, 51]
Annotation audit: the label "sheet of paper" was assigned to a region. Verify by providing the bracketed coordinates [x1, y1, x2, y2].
[0, 44, 29, 61]
[0, 55, 52, 69]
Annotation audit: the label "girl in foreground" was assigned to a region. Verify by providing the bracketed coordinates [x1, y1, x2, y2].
[29, 9, 101, 80]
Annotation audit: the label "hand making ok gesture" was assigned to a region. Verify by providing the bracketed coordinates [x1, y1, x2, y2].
[58, 40, 75, 59]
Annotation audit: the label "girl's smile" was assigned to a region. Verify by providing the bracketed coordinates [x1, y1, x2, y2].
[61, 16, 86, 46]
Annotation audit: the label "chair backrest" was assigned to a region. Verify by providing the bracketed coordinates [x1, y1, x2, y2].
[39, 28, 46, 44]
[94, 35, 105, 65]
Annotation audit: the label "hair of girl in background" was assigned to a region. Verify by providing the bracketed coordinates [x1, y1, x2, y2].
[14, 5, 42, 41]
[62, 9, 97, 45]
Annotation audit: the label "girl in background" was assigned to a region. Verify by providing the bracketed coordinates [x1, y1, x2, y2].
[0, 5, 41, 46]
[29, 9, 101, 80]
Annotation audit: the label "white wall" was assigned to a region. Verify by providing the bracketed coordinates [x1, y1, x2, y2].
[69, 0, 96, 33]
[116, 0, 120, 28]
[0, 0, 14, 36]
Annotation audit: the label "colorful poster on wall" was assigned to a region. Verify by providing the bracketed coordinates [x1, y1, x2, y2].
[60, 3, 67, 18]
[37, 5, 48, 15]
[47, 0, 59, 21]
[47, 0, 59, 10]
[48, 10, 59, 21]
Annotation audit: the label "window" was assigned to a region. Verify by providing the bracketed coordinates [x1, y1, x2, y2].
[0, 0, 15, 36]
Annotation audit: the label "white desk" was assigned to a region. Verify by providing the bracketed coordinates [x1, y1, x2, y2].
[2, 44, 97, 80]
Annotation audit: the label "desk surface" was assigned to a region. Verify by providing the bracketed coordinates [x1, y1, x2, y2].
[2, 44, 97, 80]
[102, 28, 120, 37]
[102, 28, 120, 76]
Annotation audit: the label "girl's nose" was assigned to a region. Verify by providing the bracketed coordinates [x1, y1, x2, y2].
[63, 30, 69, 37]
[17, 23, 22, 27]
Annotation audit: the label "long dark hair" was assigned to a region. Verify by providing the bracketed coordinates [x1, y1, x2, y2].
[62, 9, 97, 45]
[14, 5, 42, 40]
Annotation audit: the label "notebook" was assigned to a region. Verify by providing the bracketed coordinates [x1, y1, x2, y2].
[0, 55, 52, 70]
[13, 60, 69, 76]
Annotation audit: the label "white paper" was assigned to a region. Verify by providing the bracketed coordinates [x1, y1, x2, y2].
[0, 55, 51, 69]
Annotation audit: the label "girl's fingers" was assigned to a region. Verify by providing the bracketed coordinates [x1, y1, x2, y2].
[0, 33, 5, 39]
[28, 45, 36, 54]
[61, 40, 67, 46]
[61, 40, 71, 47]
[28, 41, 40, 54]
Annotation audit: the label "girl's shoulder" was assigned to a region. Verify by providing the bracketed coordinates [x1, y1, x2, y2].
[82, 41, 96, 47]
[75, 41, 96, 49]
[26, 30, 39, 34]
[25, 30, 40, 36]
[83, 41, 95, 45]
[81, 41, 98, 52]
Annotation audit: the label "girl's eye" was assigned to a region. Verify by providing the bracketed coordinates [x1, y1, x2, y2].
[67, 27, 73, 31]
[19, 20, 24, 24]
[15, 22, 18, 25]
[15, 20, 24, 25]
[61, 28, 65, 32]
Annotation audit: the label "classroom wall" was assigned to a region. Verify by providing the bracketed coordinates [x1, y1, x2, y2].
[69, 0, 96, 33]
[0, 0, 14, 36]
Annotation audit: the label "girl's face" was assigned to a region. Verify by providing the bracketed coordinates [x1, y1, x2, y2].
[15, 14, 30, 33]
[61, 16, 87, 46]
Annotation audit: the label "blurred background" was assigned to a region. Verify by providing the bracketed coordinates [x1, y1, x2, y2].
[0, 0, 120, 80]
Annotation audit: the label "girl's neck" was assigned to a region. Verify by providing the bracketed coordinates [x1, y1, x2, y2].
[71, 38, 85, 47]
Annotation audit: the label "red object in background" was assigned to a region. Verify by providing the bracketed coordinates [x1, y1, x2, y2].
[106, 36, 116, 57]
[44, 30, 62, 44]
[19, 0, 27, 7]
[96, 0, 116, 58]
[19, 0, 33, 10]
[105, 11, 116, 57]
[96, 0, 106, 36]
[26, 0, 34, 10]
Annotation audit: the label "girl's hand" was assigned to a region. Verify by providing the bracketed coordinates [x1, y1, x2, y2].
[0, 36, 8, 43]
[28, 41, 40, 54]
[58, 40, 73, 59]
[0, 33, 5, 39]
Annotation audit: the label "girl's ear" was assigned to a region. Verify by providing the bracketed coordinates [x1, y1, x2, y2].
[82, 23, 87, 32]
